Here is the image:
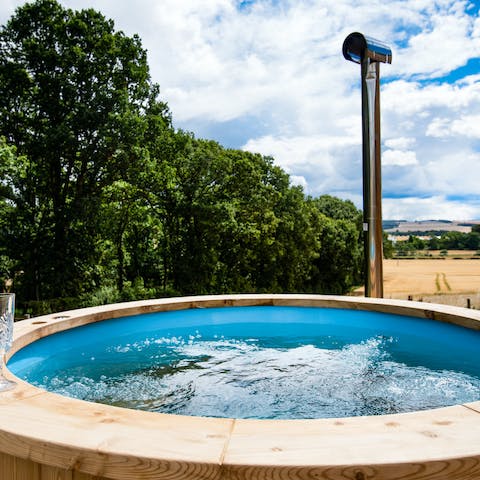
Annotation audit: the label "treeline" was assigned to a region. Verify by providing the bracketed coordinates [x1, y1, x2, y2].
[0, 0, 363, 315]
[427, 228, 480, 250]
[392, 227, 480, 256]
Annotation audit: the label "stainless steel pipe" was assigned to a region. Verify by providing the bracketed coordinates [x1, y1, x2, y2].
[343, 33, 392, 298]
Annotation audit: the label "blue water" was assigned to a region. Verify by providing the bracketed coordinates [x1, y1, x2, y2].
[8, 306, 480, 419]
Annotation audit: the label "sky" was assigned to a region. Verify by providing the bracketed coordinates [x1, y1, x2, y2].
[1, 0, 480, 220]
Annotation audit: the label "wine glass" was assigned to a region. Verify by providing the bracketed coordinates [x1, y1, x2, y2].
[0, 293, 16, 391]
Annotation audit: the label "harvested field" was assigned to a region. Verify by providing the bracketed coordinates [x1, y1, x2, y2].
[354, 258, 480, 308]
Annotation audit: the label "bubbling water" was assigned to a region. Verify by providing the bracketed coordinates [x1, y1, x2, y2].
[33, 332, 480, 419]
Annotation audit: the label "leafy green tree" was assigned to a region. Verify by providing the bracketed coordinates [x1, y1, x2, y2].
[314, 194, 362, 224]
[0, 0, 369, 309]
[428, 236, 440, 250]
[307, 195, 363, 292]
[0, 138, 19, 292]
[383, 232, 394, 259]
[140, 132, 357, 295]
[304, 197, 363, 293]
[407, 235, 425, 250]
[215, 149, 288, 293]
[439, 231, 466, 250]
[308, 214, 362, 294]
[264, 185, 320, 292]
[465, 232, 480, 250]
[143, 134, 291, 294]
[0, 0, 167, 300]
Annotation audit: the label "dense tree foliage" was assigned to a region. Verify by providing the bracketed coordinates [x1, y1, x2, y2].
[432, 231, 480, 251]
[0, 0, 364, 315]
[392, 231, 480, 256]
[0, 0, 167, 301]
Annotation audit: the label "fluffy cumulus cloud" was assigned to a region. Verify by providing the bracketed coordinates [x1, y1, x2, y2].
[392, 5, 480, 79]
[1, 0, 480, 219]
[383, 196, 480, 221]
[243, 134, 362, 196]
[382, 150, 418, 166]
[426, 115, 480, 138]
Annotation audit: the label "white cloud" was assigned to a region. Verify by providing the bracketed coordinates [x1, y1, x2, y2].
[426, 118, 452, 138]
[244, 134, 360, 168]
[392, 10, 480, 79]
[423, 151, 480, 194]
[383, 196, 479, 221]
[427, 115, 480, 138]
[384, 137, 416, 150]
[379, 71, 480, 218]
[382, 150, 418, 166]
[243, 134, 362, 195]
[290, 175, 308, 190]
[1, 0, 480, 220]
[382, 79, 480, 117]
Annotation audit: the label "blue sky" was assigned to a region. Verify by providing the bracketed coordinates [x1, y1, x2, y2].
[2, 0, 480, 220]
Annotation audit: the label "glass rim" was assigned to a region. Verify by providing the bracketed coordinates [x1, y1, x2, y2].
[0, 293, 15, 299]
[0, 293, 15, 306]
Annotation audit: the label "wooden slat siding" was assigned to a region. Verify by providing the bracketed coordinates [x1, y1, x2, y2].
[0, 453, 40, 480]
[40, 464, 73, 480]
[73, 472, 109, 480]
[221, 460, 480, 480]
[0, 295, 479, 480]
[0, 451, 117, 480]
[0, 452, 15, 479]
[13, 456, 40, 480]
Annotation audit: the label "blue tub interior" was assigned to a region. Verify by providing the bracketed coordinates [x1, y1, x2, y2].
[8, 306, 480, 419]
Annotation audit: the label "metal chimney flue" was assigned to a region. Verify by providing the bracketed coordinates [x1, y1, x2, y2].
[343, 32, 392, 298]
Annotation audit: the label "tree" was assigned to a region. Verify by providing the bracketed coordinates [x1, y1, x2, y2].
[306, 197, 363, 293]
[465, 232, 480, 250]
[314, 194, 362, 224]
[308, 213, 363, 294]
[439, 231, 465, 250]
[307, 195, 363, 292]
[428, 236, 440, 250]
[407, 235, 425, 250]
[143, 134, 296, 294]
[0, 138, 19, 292]
[0, 0, 368, 308]
[383, 232, 394, 259]
[0, 0, 167, 300]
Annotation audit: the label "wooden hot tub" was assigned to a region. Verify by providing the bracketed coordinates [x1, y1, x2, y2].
[1, 294, 480, 480]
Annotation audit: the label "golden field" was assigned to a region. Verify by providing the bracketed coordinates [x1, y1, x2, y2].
[383, 258, 480, 294]
[353, 255, 480, 308]
[382, 258, 480, 308]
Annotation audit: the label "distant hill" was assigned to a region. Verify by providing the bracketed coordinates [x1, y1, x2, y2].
[383, 220, 480, 234]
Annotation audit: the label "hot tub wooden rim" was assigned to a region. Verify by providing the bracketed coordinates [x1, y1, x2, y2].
[3, 294, 480, 480]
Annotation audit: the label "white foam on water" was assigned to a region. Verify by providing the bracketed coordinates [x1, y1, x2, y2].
[35, 335, 480, 419]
